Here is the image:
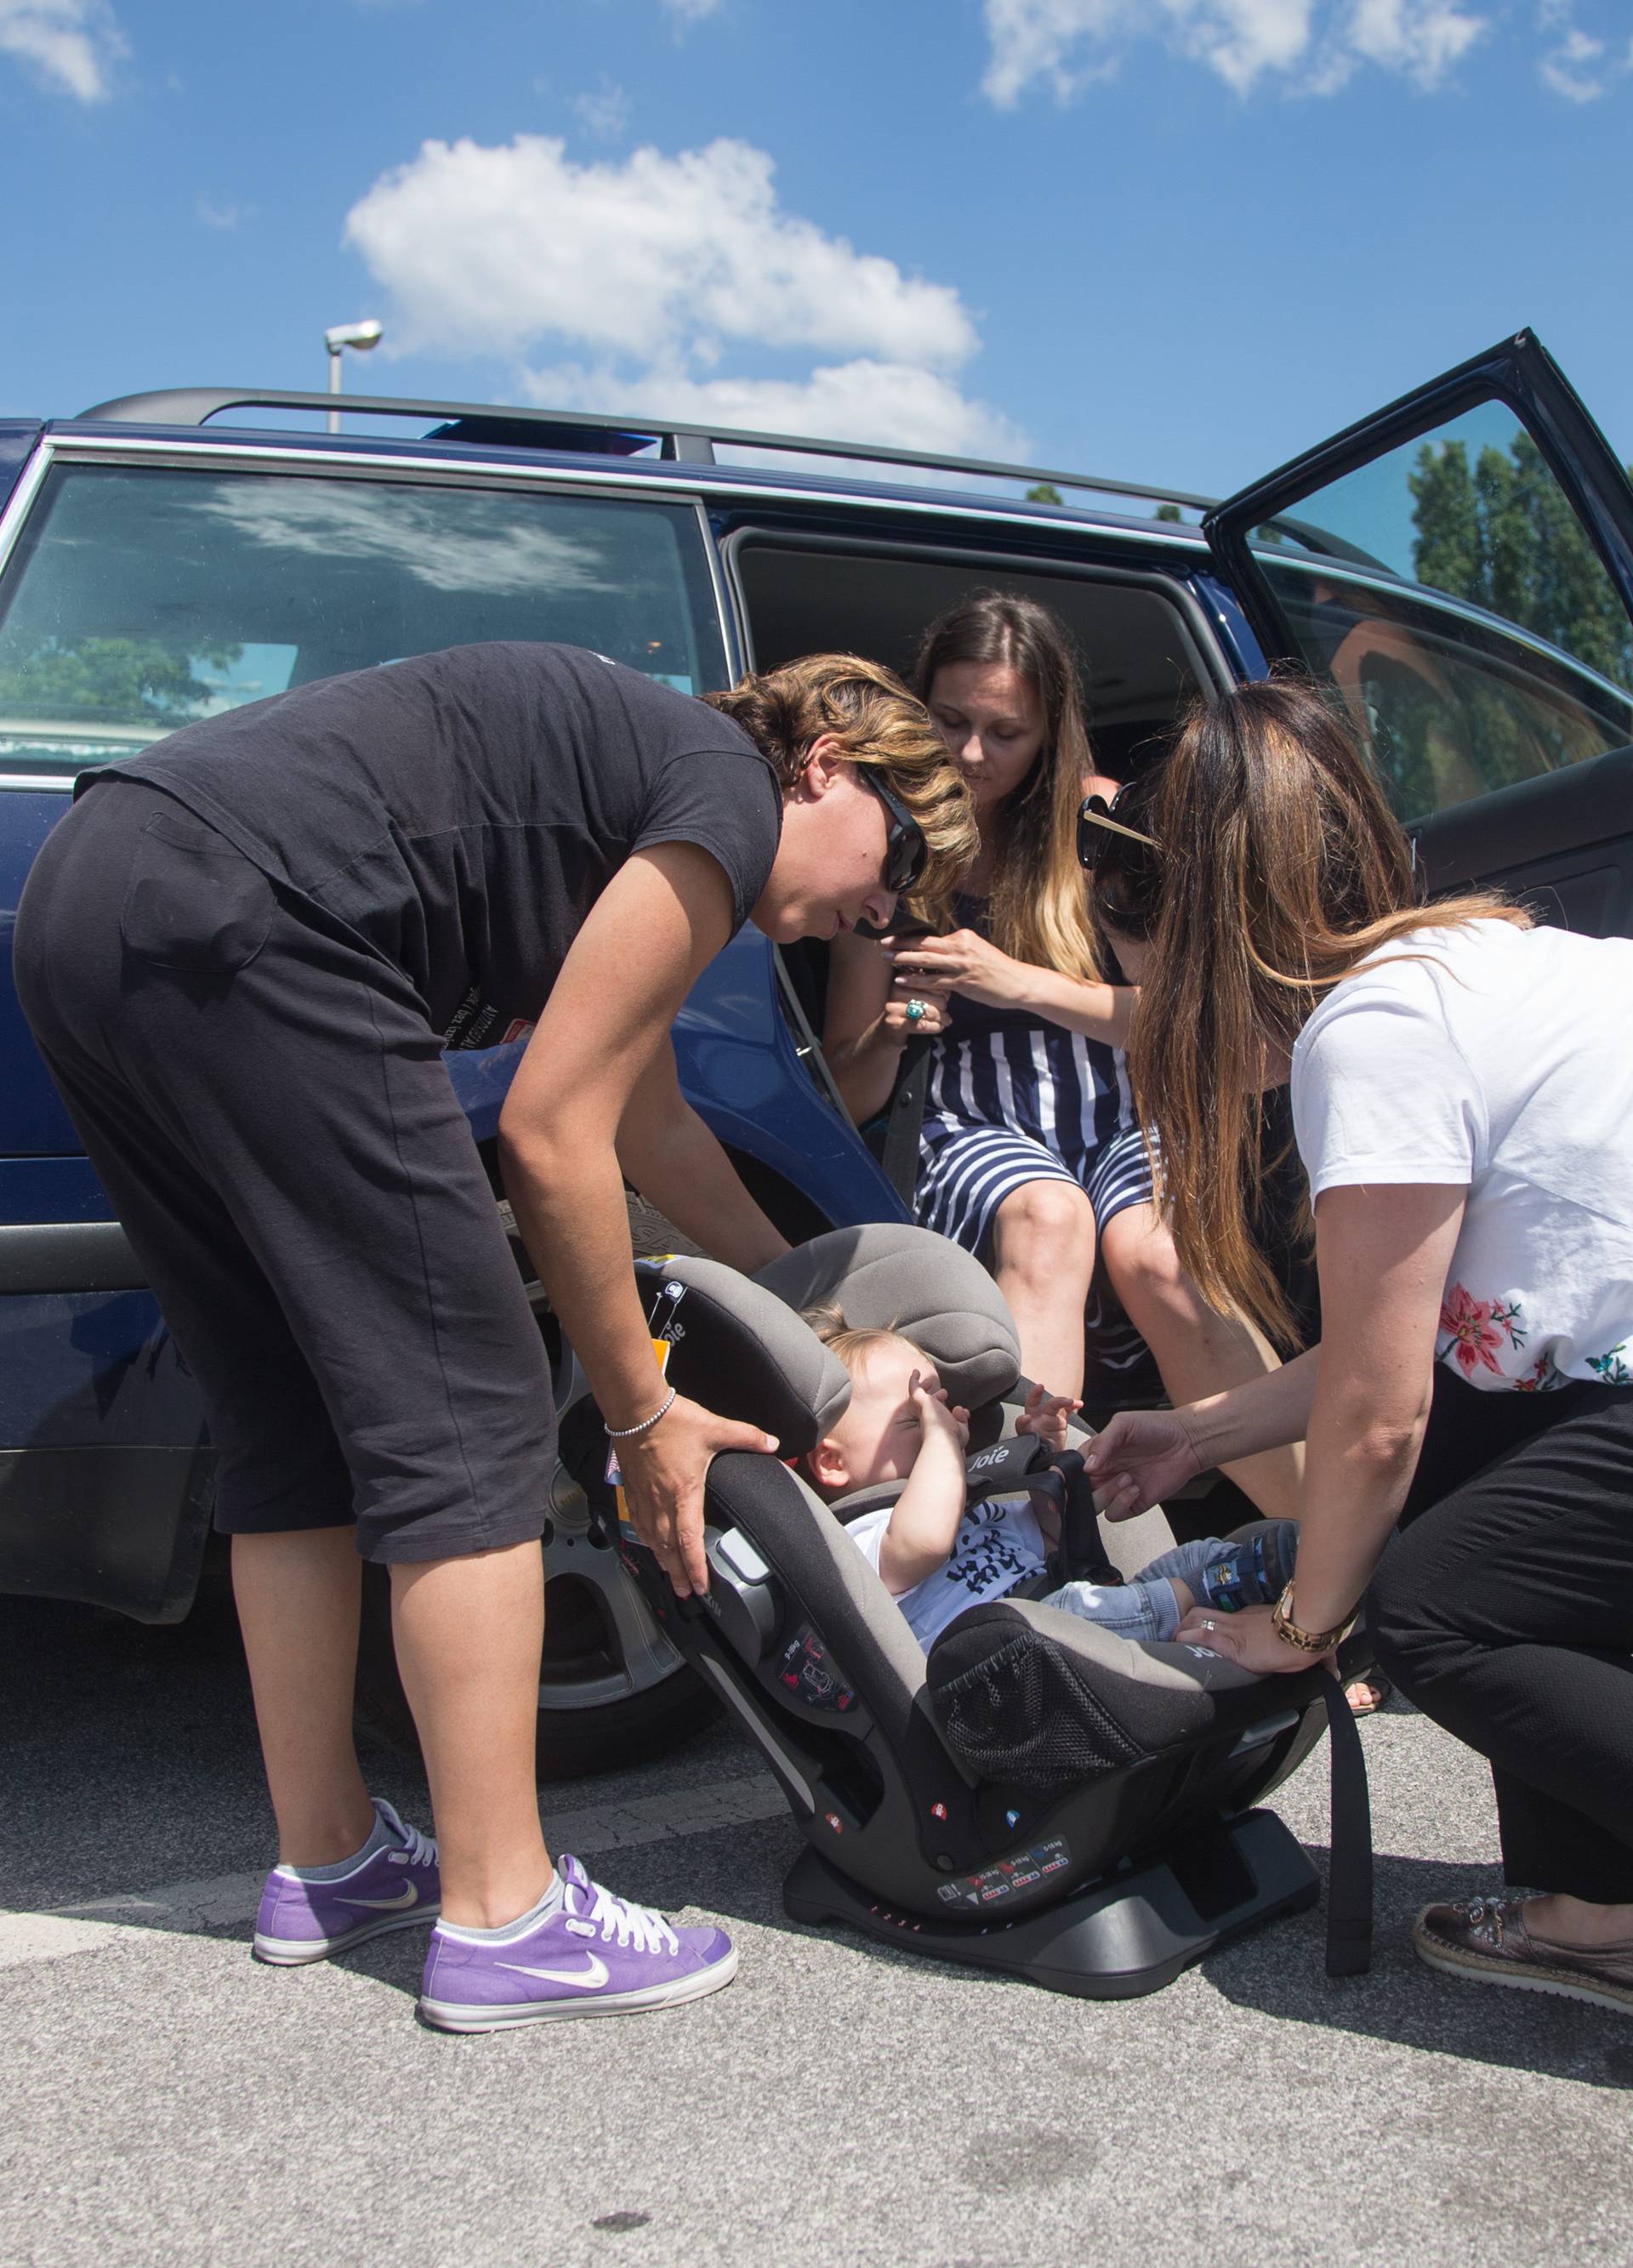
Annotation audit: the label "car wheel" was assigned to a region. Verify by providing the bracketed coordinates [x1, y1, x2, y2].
[355, 1471, 719, 1781]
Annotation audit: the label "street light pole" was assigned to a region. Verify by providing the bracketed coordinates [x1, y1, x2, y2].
[323, 319, 384, 433]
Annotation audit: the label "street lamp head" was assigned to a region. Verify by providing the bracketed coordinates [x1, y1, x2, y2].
[325, 320, 384, 354]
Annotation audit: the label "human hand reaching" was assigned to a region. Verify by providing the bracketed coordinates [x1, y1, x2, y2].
[1081, 1406, 1204, 1520]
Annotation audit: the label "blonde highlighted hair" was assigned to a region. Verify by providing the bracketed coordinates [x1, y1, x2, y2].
[703, 653, 976, 902]
[1130, 675, 1529, 1348]
[910, 589, 1104, 981]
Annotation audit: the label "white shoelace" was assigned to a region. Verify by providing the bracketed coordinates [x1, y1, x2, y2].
[578, 1876, 680, 1957]
[375, 1799, 438, 1871]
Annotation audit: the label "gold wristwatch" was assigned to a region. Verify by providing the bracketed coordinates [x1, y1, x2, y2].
[1272, 1582, 1357, 1656]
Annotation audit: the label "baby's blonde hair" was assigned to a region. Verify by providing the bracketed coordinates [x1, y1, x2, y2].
[801, 1302, 925, 1378]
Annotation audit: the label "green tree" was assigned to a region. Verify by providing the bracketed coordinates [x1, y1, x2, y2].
[1154, 501, 1184, 524]
[1024, 481, 1063, 506]
[0, 634, 243, 726]
[1409, 435, 1633, 691]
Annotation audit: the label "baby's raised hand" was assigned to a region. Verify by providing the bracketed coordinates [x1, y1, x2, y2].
[910, 1371, 970, 1453]
[1016, 1381, 1082, 1453]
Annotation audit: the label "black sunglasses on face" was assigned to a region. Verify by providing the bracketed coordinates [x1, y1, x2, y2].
[1077, 787, 1161, 875]
[860, 768, 930, 897]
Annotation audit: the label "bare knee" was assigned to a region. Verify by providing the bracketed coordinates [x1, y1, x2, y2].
[1101, 1205, 1200, 1322]
[993, 1181, 1096, 1290]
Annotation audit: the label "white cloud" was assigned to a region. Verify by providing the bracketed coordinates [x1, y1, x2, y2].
[517, 357, 1029, 458]
[347, 137, 978, 370]
[0, 0, 126, 101]
[343, 134, 1016, 456]
[1540, 22, 1607, 96]
[572, 77, 629, 139]
[981, 0, 1486, 100]
[196, 194, 248, 230]
[1341, 0, 1485, 82]
[660, 0, 723, 20]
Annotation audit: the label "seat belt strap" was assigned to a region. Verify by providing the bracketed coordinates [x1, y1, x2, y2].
[1319, 1667, 1374, 1978]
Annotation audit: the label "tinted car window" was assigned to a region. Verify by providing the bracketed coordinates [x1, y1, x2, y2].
[0, 464, 728, 776]
[1246, 398, 1633, 820]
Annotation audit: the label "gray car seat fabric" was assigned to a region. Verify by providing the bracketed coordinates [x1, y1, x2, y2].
[756, 1223, 1021, 1412]
[590, 1231, 1368, 1987]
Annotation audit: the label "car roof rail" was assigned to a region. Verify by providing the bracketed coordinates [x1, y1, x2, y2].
[73, 387, 1218, 519]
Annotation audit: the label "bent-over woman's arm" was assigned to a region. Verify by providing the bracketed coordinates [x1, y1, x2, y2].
[823, 929, 907, 1124]
[616, 1043, 788, 1276]
[498, 841, 780, 1595]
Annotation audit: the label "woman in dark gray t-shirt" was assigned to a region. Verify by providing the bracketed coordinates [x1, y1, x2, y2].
[14, 643, 975, 2032]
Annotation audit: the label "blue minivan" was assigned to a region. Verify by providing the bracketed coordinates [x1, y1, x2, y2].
[3, 329, 1630, 1771]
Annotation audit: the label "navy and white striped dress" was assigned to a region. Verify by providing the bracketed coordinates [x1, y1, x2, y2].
[914, 895, 1156, 1373]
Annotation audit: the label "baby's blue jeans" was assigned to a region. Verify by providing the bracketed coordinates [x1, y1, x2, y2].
[1042, 1537, 1233, 1644]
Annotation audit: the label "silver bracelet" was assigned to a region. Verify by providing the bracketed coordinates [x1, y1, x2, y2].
[605, 1384, 676, 1440]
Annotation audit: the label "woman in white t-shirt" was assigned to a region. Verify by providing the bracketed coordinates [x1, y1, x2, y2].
[1084, 677, 1633, 2021]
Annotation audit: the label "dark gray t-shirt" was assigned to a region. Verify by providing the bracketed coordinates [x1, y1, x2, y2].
[98, 643, 782, 1043]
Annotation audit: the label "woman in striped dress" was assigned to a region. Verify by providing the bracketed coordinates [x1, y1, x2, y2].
[827, 590, 1300, 1520]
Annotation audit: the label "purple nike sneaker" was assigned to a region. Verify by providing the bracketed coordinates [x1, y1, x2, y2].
[417, 1853, 737, 2032]
[253, 1799, 440, 1965]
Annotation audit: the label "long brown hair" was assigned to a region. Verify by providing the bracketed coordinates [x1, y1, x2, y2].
[703, 653, 977, 901]
[1131, 676, 1529, 1346]
[910, 590, 1101, 980]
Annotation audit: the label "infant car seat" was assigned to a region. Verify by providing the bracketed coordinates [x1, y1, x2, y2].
[560, 1225, 1370, 1998]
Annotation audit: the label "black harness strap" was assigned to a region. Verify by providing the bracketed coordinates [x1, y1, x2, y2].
[1318, 1667, 1374, 1977]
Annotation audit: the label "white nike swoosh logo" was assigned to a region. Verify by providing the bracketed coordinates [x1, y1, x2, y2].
[496, 1953, 610, 1990]
[337, 1884, 419, 1912]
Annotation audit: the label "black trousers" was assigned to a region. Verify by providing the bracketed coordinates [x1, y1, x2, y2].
[14, 779, 555, 1564]
[1368, 1367, 1633, 1904]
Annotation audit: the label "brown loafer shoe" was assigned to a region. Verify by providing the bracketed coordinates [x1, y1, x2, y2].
[1415, 1896, 1633, 2017]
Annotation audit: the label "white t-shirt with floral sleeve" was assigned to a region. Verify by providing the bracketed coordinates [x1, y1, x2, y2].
[1290, 918, 1633, 1393]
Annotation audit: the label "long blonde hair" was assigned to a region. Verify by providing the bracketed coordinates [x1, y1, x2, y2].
[1131, 676, 1529, 1347]
[703, 653, 976, 902]
[909, 590, 1102, 980]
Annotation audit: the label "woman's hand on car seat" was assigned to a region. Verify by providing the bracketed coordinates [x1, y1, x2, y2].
[618, 1392, 781, 1598]
[1083, 1407, 1203, 1520]
[1175, 1601, 1329, 1676]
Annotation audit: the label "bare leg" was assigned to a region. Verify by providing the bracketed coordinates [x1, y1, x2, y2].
[390, 1540, 554, 1929]
[988, 1180, 1098, 1402]
[232, 1526, 375, 1867]
[235, 1526, 554, 1926]
[1101, 1203, 1306, 1523]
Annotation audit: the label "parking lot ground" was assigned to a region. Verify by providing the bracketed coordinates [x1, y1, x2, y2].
[5, 1584, 1631, 2268]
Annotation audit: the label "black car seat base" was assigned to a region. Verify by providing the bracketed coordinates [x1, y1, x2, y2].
[782, 1806, 1319, 2000]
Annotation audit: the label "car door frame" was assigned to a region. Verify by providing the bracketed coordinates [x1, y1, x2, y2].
[1200, 328, 1633, 657]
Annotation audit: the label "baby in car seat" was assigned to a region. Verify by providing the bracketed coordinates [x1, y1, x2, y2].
[800, 1309, 1296, 1655]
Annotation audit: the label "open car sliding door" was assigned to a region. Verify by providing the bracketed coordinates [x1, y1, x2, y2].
[1202, 330, 1633, 937]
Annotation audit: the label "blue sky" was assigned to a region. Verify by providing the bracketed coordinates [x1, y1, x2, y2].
[1, 0, 1628, 498]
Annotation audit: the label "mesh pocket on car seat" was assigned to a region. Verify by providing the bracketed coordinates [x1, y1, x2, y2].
[932, 1631, 1142, 1790]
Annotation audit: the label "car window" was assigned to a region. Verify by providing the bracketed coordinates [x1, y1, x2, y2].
[0, 463, 728, 777]
[1245, 399, 1633, 821]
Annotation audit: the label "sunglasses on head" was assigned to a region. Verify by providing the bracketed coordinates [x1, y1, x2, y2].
[1077, 787, 1161, 875]
[860, 767, 930, 897]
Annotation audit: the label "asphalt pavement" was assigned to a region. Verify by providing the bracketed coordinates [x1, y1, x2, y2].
[4, 1577, 1630, 2268]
